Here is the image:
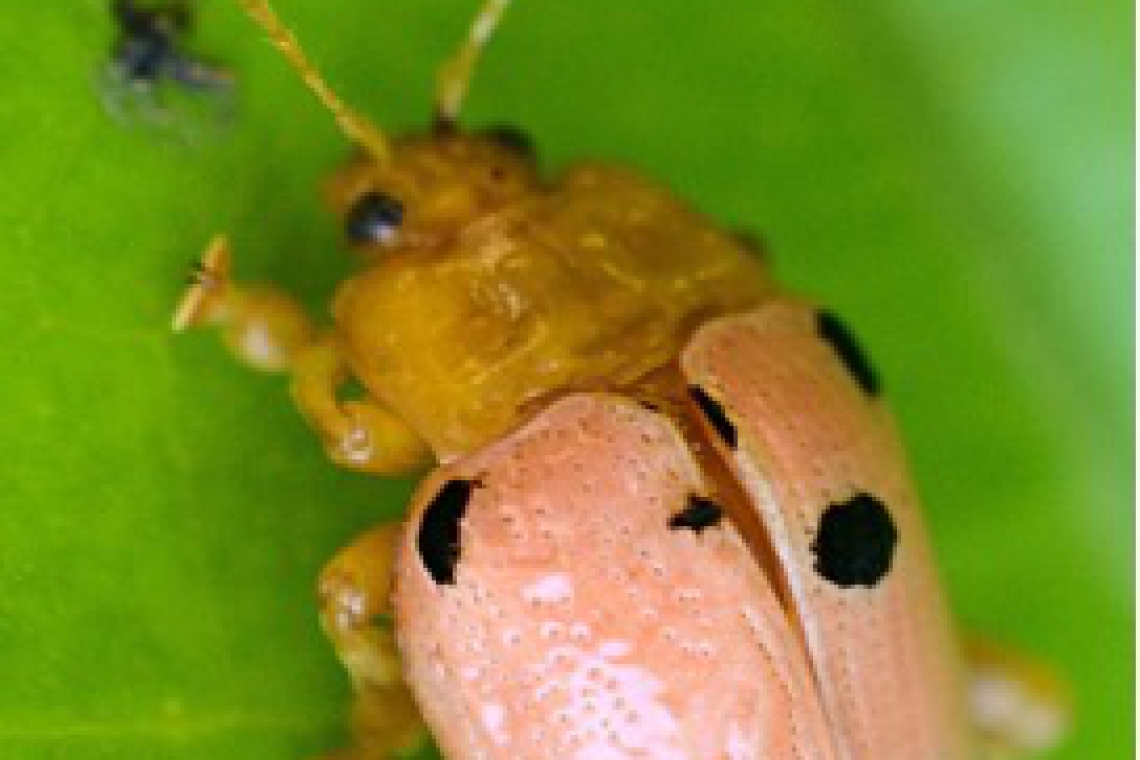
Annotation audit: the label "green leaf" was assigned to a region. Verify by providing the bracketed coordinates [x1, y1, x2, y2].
[1, 1, 1129, 758]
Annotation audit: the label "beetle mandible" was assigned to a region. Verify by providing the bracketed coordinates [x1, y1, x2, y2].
[174, 1, 1067, 757]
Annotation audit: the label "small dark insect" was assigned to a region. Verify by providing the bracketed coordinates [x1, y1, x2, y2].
[101, 0, 234, 127]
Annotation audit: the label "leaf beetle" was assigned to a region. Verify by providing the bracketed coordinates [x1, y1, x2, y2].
[174, 1, 1067, 757]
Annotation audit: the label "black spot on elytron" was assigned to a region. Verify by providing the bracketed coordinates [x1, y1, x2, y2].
[480, 124, 536, 160]
[817, 311, 880, 396]
[668, 495, 724, 533]
[688, 385, 738, 449]
[345, 191, 404, 246]
[417, 479, 475, 585]
[811, 493, 898, 588]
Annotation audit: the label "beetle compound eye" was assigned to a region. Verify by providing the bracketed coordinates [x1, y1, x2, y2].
[669, 495, 724, 533]
[817, 310, 879, 396]
[345, 191, 404, 246]
[417, 479, 475, 585]
[811, 493, 898, 588]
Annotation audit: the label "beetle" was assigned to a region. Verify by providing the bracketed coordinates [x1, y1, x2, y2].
[174, 1, 1066, 757]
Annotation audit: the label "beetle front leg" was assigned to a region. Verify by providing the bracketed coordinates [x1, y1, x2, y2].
[319, 524, 427, 759]
[175, 235, 430, 475]
[290, 335, 430, 475]
[173, 235, 315, 369]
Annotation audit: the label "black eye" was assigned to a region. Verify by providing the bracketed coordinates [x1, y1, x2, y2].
[345, 191, 404, 246]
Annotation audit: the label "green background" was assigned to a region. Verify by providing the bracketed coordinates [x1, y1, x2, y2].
[0, 0, 1130, 757]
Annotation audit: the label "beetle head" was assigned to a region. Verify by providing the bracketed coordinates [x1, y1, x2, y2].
[325, 128, 541, 254]
[235, 0, 529, 253]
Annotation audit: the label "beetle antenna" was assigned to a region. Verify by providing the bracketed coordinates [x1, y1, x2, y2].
[435, 0, 513, 129]
[236, 0, 390, 162]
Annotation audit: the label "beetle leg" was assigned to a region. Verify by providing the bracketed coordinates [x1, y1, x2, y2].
[175, 235, 430, 474]
[318, 524, 428, 759]
[965, 637, 1069, 757]
[173, 235, 314, 370]
[291, 336, 431, 474]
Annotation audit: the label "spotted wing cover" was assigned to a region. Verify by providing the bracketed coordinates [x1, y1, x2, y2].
[393, 393, 838, 760]
[681, 302, 970, 760]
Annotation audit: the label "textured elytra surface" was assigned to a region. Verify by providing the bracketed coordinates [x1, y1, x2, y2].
[1, 1, 1127, 758]
[395, 395, 837, 759]
[682, 301, 969, 759]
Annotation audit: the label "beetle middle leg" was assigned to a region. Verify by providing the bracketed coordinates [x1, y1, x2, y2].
[175, 236, 430, 475]
[318, 524, 428, 759]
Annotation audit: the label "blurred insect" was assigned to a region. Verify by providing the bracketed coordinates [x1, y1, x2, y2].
[174, 1, 1067, 757]
[100, 0, 234, 129]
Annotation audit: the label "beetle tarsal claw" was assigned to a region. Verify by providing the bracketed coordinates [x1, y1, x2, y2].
[332, 423, 376, 466]
[172, 234, 231, 332]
